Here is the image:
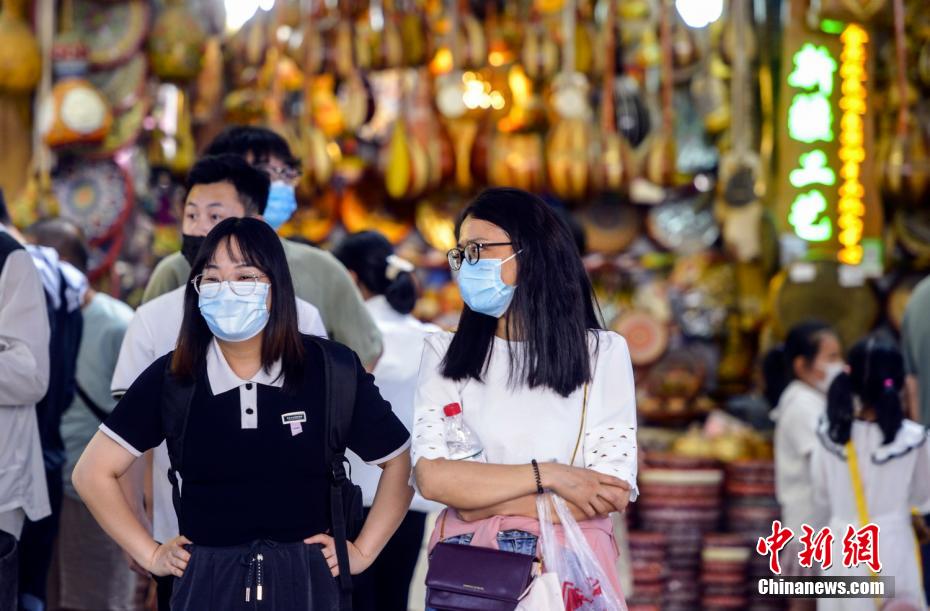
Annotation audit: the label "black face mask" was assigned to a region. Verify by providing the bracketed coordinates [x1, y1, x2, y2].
[181, 234, 206, 268]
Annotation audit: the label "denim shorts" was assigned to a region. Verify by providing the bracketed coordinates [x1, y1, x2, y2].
[426, 530, 538, 610]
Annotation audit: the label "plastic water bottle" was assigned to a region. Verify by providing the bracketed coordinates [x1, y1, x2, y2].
[443, 402, 484, 461]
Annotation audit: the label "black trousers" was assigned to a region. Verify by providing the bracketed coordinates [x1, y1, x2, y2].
[170, 540, 338, 611]
[18, 466, 63, 610]
[155, 573, 174, 611]
[353, 510, 427, 611]
[0, 530, 17, 611]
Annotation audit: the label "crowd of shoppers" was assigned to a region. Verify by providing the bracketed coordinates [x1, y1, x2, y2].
[1, 128, 641, 611]
[8, 122, 930, 611]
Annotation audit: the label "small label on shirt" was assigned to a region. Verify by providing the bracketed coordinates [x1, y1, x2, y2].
[290, 422, 303, 436]
[281, 411, 307, 424]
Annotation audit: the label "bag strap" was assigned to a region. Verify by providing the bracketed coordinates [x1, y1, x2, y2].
[570, 383, 589, 467]
[76, 384, 110, 423]
[161, 356, 196, 521]
[313, 337, 358, 611]
[845, 440, 883, 609]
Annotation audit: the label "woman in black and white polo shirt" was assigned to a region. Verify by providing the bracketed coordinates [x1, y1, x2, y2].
[73, 218, 412, 610]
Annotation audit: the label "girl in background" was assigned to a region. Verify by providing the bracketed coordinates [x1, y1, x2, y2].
[813, 336, 930, 610]
[767, 322, 844, 610]
[334, 231, 442, 611]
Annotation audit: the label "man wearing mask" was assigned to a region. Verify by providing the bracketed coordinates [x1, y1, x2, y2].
[0, 191, 51, 610]
[111, 155, 327, 611]
[141, 126, 382, 369]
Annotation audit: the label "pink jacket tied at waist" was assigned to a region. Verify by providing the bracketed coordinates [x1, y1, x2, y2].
[428, 509, 625, 597]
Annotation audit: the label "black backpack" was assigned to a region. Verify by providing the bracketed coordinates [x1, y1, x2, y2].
[0, 238, 82, 464]
[36, 267, 83, 471]
[160, 335, 363, 611]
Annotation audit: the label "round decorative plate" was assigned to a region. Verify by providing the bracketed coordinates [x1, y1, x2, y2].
[88, 53, 147, 112]
[647, 197, 720, 255]
[613, 309, 668, 366]
[53, 158, 133, 244]
[577, 199, 641, 255]
[75, 0, 151, 69]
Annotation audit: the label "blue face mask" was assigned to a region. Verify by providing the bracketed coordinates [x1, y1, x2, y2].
[198, 282, 271, 342]
[264, 182, 298, 230]
[456, 252, 519, 318]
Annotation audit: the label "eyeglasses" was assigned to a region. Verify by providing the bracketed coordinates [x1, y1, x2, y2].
[447, 241, 514, 271]
[255, 163, 301, 182]
[192, 274, 269, 298]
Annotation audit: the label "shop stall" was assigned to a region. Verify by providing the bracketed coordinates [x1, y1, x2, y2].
[2, 0, 929, 608]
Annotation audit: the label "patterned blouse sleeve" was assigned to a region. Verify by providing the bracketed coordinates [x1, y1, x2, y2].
[410, 334, 457, 471]
[583, 333, 639, 501]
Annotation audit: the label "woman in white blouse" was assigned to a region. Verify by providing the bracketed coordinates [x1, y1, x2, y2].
[334, 231, 442, 611]
[411, 188, 637, 598]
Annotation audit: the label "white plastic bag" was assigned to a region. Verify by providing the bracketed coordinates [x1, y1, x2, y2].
[536, 493, 627, 611]
[515, 572, 563, 611]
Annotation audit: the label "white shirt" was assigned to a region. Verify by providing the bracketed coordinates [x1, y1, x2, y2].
[813, 420, 930, 611]
[347, 296, 442, 512]
[771, 380, 826, 534]
[0, 238, 51, 539]
[109, 285, 327, 543]
[411, 330, 639, 501]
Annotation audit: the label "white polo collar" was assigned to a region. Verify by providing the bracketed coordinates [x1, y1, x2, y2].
[206, 338, 284, 395]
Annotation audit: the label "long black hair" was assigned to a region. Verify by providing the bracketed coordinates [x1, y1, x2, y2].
[762, 321, 836, 408]
[827, 335, 905, 446]
[333, 231, 417, 315]
[441, 188, 603, 397]
[172, 217, 304, 392]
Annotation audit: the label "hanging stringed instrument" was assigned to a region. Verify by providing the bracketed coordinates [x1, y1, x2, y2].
[717, 0, 763, 208]
[592, 0, 633, 193]
[546, 0, 592, 200]
[642, 0, 677, 187]
[434, 0, 480, 191]
[297, 3, 335, 192]
[717, 0, 765, 263]
[882, 0, 930, 208]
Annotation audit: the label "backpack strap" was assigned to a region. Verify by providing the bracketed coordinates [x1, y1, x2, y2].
[310, 337, 357, 610]
[160, 355, 196, 522]
[75, 384, 110, 423]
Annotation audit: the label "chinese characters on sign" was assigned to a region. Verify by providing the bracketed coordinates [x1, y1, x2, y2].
[776, 2, 882, 273]
[786, 43, 837, 243]
[756, 521, 882, 575]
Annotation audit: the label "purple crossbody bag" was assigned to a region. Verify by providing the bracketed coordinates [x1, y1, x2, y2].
[425, 384, 589, 610]
[425, 538, 536, 610]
